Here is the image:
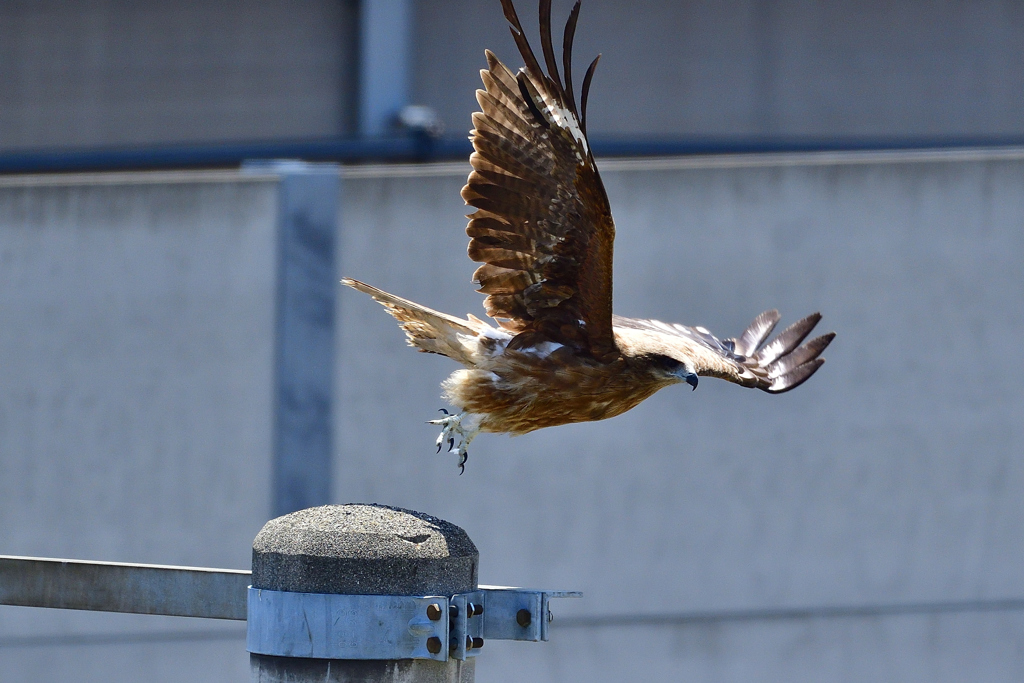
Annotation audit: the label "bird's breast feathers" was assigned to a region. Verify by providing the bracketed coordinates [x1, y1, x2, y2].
[443, 326, 676, 434]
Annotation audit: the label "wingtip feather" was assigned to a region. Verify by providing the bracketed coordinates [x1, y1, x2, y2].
[757, 312, 822, 365]
[765, 332, 834, 378]
[735, 309, 780, 357]
[580, 54, 601, 134]
[767, 358, 825, 394]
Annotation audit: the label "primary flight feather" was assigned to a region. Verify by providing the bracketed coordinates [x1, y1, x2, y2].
[343, 0, 834, 473]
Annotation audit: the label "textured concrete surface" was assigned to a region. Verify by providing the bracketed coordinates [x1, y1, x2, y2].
[252, 504, 478, 595]
[250, 504, 478, 683]
[251, 654, 475, 683]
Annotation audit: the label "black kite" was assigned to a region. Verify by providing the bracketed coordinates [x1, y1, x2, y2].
[343, 0, 834, 472]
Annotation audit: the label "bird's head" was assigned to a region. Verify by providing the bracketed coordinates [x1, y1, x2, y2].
[615, 326, 700, 390]
[648, 354, 699, 390]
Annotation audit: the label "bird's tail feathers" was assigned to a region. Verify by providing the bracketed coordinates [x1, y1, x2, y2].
[341, 278, 483, 364]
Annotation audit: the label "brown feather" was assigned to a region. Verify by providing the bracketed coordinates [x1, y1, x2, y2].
[561, 1, 581, 115]
[467, 246, 536, 271]
[580, 54, 600, 135]
[500, 0, 544, 78]
[538, 0, 564, 98]
[465, 5, 616, 362]
[472, 106, 534, 142]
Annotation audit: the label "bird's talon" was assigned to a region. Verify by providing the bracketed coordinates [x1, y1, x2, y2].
[427, 411, 479, 471]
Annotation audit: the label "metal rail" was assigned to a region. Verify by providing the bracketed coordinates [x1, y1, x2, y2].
[0, 555, 249, 620]
[4, 555, 1024, 630]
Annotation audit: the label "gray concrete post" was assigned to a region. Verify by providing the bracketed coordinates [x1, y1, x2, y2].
[270, 163, 339, 517]
[250, 504, 479, 682]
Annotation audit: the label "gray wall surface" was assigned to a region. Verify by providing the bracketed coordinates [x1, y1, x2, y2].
[416, 0, 1024, 139]
[0, 149, 1023, 681]
[0, 0, 359, 151]
[0, 171, 280, 681]
[4, 0, 1024, 153]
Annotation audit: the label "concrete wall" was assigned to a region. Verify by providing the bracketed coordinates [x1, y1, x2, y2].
[415, 0, 1024, 139]
[0, 171, 280, 681]
[0, 0, 359, 151]
[1, 148, 1023, 681]
[4, 0, 1024, 152]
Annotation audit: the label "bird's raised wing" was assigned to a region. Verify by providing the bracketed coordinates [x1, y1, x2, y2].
[463, 0, 618, 363]
[613, 311, 835, 393]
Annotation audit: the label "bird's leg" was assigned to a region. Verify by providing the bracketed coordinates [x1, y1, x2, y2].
[429, 410, 460, 453]
[427, 411, 482, 473]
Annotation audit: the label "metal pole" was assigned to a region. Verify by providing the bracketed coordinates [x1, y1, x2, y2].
[249, 504, 478, 682]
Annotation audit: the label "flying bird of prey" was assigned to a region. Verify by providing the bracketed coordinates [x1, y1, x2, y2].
[343, 0, 834, 473]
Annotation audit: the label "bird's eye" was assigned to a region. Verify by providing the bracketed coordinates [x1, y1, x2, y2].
[651, 355, 683, 372]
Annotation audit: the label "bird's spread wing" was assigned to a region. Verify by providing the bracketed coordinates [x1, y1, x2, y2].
[463, 0, 618, 363]
[613, 311, 835, 393]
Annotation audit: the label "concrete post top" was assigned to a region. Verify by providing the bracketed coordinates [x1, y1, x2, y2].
[251, 504, 479, 595]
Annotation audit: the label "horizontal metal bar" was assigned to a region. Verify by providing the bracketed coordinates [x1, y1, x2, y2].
[4, 135, 1024, 174]
[556, 597, 1024, 629]
[476, 586, 581, 642]
[0, 555, 250, 620]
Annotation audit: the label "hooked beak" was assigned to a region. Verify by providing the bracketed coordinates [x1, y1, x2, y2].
[685, 373, 698, 391]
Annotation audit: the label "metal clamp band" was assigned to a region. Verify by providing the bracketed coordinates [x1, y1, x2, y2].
[246, 585, 581, 661]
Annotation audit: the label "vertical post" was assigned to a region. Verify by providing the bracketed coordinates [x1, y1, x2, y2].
[267, 162, 340, 516]
[249, 504, 478, 682]
[359, 0, 412, 137]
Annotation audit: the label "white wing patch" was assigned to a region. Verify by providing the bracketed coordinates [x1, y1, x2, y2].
[524, 74, 589, 159]
[457, 322, 513, 361]
[523, 340, 564, 358]
[477, 325, 512, 342]
[544, 102, 588, 157]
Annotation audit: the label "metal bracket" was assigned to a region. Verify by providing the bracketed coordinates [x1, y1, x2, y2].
[246, 585, 581, 661]
[476, 585, 582, 643]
